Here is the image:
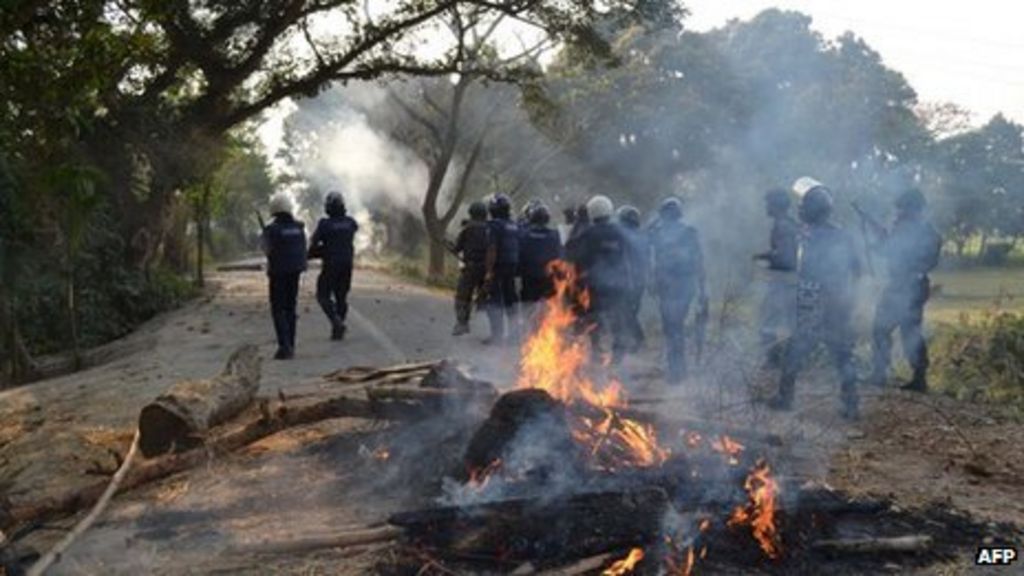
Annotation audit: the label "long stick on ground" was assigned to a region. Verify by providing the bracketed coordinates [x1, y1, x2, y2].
[26, 430, 140, 576]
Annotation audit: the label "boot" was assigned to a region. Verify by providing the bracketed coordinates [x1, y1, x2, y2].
[331, 322, 346, 341]
[452, 323, 470, 336]
[274, 347, 293, 360]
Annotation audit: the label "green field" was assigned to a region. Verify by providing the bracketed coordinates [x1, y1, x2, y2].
[928, 266, 1024, 324]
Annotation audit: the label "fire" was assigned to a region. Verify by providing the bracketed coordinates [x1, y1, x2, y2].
[517, 260, 667, 470]
[603, 548, 644, 575]
[710, 435, 744, 465]
[467, 458, 503, 489]
[728, 459, 782, 559]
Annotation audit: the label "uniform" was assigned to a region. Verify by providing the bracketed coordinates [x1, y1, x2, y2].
[486, 217, 521, 343]
[871, 214, 941, 389]
[453, 219, 491, 331]
[778, 222, 861, 416]
[571, 219, 630, 362]
[756, 214, 800, 365]
[519, 224, 563, 303]
[620, 225, 649, 351]
[308, 214, 358, 339]
[262, 213, 307, 358]
[649, 218, 704, 381]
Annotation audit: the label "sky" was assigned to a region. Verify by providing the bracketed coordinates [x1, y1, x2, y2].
[683, 0, 1024, 125]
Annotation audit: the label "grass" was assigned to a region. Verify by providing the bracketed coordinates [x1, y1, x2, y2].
[927, 266, 1024, 324]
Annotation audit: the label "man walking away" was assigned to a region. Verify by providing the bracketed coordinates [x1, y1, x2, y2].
[570, 195, 630, 364]
[649, 197, 706, 383]
[308, 191, 357, 341]
[617, 205, 648, 352]
[870, 188, 942, 392]
[262, 193, 307, 360]
[452, 201, 491, 336]
[771, 180, 861, 419]
[484, 194, 520, 345]
[519, 203, 563, 306]
[753, 188, 800, 368]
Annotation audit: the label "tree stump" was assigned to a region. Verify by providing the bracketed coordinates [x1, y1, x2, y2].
[138, 345, 261, 457]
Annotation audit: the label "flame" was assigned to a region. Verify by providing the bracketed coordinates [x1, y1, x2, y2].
[467, 459, 503, 490]
[603, 548, 644, 575]
[516, 260, 667, 470]
[664, 540, 697, 576]
[728, 460, 782, 559]
[710, 435, 745, 466]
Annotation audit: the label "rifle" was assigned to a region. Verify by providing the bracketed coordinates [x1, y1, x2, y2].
[254, 210, 267, 230]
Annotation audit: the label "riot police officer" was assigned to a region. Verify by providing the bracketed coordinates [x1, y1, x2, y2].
[649, 197, 706, 383]
[569, 195, 630, 363]
[452, 201, 491, 336]
[753, 188, 800, 368]
[261, 193, 307, 359]
[308, 191, 358, 341]
[519, 203, 563, 304]
[772, 180, 861, 419]
[485, 194, 520, 344]
[870, 188, 942, 392]
[617, 205, 648, 352]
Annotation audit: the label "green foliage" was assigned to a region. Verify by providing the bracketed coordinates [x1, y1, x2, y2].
[931, 312, 1024, 416]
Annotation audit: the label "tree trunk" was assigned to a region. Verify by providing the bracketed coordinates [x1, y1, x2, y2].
[65, 244, 82, 371]
[195, 185, 210, 287]
[138, 344, 261, 457]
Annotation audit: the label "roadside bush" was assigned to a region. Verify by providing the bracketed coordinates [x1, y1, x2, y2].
[930, 312, 1024, 416]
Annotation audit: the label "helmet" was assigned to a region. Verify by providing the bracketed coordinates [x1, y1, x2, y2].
[764, 188, 791, 211]
[658, 197, 683, 220]
[586, 195, 614, 221]
[792, 176, 824, 197]
[488, 193, 512, 219]
[269, 192, 294, 216]
[324, 190, 346, 217]
[529, 203, 551, 225]
[521, 198, 542, 220]
[616, 205, 641, 228]
[799, 186, 834, 224]
[895, 188, 926, 213]
[468, 200, 488, 221]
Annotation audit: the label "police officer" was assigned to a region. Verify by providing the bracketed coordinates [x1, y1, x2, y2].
[485, 194, 520, 344]
[261, 193, 307, 359]
[753, 188, 800, 368]
[570, 195, 630, 363]
[617, 205, 648, 352]
[772, 180, 861, 419]
[870, 188, 942, 392]
[649, 197, 706, 383]
[452, 201, 491, 336]
[519, 203, 563, 304]
[308, 191, 358, 341]
[564, 203, 590, 260]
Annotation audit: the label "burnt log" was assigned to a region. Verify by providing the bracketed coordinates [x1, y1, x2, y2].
[139, 345, 261, 457]
[390, 488, 669, 564]
[325, 361, 437, 383]
[226, 525, 402, 556]
[812, 535, 933, 554]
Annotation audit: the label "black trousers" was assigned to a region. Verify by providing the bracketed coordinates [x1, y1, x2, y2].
[657, 288, 695, 381]
[588, 288, 629, 364]
[455, 264, 487, 325]
[316, 261, 353, 327]
[269, 272, 300, 351]
[486, 267, 519, 341]
[520, 275, 555, 304]
[872, 277, 930, 385]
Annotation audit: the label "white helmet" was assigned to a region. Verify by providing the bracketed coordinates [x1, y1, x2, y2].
[268, 192, 294, 216]
[586, 194, 614, 221]
[792, 176, 824, 197]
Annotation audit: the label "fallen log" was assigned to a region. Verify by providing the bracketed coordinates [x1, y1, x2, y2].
[811, 535, 933, 554]
[3, 392, 414, 533]
[366, 386, 497, 403]
[226, 525, 401, 556]
[390, 488, 668, 563]
[535, 552, 616, 576]
[139, 345, 261, 458]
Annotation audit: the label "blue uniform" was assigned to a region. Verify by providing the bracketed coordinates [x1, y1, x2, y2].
[486, 218, 521, 342]
[262, 214, 307, 354]
[308, 215, 358, 335]
[620, 225, 649, 351]
[518, 224, 563, 303]
[570, 220, 630, 362]
[649, 219, 704, 381]
[871, 215, 941, 388]
[779, 222, 861, 414]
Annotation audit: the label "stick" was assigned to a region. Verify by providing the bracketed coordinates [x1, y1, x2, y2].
[26, 430, 140, 576]
[226, 525, 401, 556]
[535, 552, 615, 576]
[325, 361, 438, 382]
[812, 535, 932, 554]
